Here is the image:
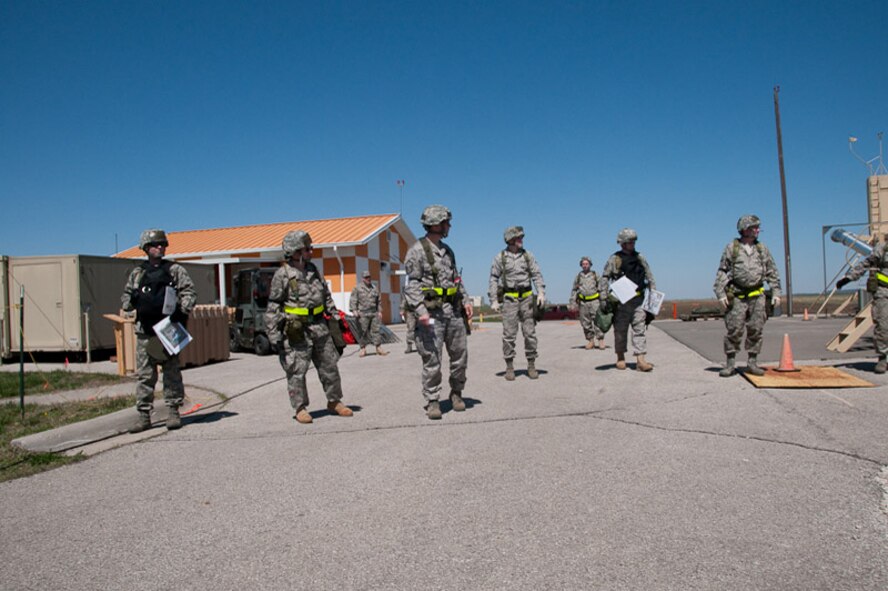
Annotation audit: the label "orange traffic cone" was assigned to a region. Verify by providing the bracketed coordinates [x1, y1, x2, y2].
[775, 333, 800, 372]
[802, 308, 810, 321]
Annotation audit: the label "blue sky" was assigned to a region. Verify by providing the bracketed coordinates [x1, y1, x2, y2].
[2, 0, 886, 301]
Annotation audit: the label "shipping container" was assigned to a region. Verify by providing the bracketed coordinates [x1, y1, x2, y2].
[1, 255, 216, 359]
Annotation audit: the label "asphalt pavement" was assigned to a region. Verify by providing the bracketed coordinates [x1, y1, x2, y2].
[1, 317, 886, 590]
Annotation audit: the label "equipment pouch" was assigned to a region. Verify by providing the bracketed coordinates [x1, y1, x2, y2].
[326, 314, 347, 354]
[496, 287, 504, 304]
[424, 296, 441, 310]
[867, 272, 879, 293]
[285, 316, 305, 344]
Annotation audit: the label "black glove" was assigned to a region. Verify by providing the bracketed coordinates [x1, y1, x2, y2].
[171, 308, 189, 327]
[836, 277, 851, 290]
[270, 341, 282, 355]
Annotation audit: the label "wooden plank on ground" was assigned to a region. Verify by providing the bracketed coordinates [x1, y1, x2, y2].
[743, 366, 875, 389]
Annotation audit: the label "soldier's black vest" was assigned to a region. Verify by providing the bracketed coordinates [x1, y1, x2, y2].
[135, 261, 174, 335]
[614, 251, 647, 292]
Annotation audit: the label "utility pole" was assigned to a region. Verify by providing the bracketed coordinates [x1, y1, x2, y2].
[773, 86, 793, 316]
[396, 179, 405, 215]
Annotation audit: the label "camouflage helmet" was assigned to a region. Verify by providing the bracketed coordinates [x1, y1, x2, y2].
[503, 226, 525, 243]
[282, 230, 312, 257]
[139, 229, 169, 251]
[420, 204, 452, 227]
[616, 228, 638, 244]
[737, 214, 761, 233]
[579, 256, 592, 266]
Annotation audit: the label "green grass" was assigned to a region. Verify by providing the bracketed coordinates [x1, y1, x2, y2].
[0, 370, 127, 399]
[0, 396, 135, 482]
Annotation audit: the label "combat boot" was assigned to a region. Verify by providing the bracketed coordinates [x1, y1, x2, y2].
[719, 354, 737, 377]
[585, 340, 595, 350]
[875, 356, 887, 374]
[746, 355, 765, 376]
[450, 390, 466, 412]
[527, 360, 539, 379]
[505, 360, 516, 381]
[405, 342, 413, 354]
[426, 400, 442, 420]
[616, 353, 627, 370]
[597, 339, 606, 350]
[359, 347, 367, 358]
[327, 401, 354, 417]
[129, 411, 152, 433]
[376, 345, 389, 356]
[635, 355, 653, 372]
[295, 408, 313, 424]
[166, 406, 182, 430]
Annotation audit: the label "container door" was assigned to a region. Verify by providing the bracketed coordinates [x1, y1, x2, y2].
[10, 261, 67, 351]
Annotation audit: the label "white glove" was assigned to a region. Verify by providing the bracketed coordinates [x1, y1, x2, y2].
[719, 297, 729, 309]
[491, 301, 502, 313]
[537, 292, 546, 307]
[772, 295, 781, 308]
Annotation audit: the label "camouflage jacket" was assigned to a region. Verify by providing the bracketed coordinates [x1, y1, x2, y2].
[350, 282, 381, 315]
[488, 249, 545, 302]
[713, 239, 781, 299]
[570, 270, 600, 301]
[121, 260, 196, 335]
[265, 261, 337, 345]
[844, 242, 888, 297]
[404, 237, 467, 317]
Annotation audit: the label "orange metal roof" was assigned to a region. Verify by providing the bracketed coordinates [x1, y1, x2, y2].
[115, 214, 401, 259]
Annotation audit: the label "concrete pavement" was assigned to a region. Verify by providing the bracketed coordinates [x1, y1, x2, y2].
[1, 318, 886, 590]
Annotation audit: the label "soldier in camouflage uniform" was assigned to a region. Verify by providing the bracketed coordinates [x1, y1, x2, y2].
[265, 230, 353, 424]
[121, 229, 197, 432]
[350, 270, 388, 357]
[600, 228, 656, 372]
[569, 256, 605, 350]
[399, 291, 417, 354]
[836, 240, 888, 373]
[404, 205, 473, 420]
[713, 215, 781, 377]
[488, 226, 546, 380]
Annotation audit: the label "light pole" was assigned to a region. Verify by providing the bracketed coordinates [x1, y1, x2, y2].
[396, 179, 405, 215]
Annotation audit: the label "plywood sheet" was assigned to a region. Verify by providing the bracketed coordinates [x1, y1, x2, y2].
[743, 366, 875, 389]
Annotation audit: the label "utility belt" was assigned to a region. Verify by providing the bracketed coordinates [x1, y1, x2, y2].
[284, 304, 326, 343]
[503, 285, 532, 300]
[729, 285, 764, 300]
[578, 293, 600, 301]
[422, 286, 460, 309]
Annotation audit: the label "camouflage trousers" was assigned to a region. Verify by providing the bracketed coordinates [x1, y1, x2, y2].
[578, 299, 604, 341]
[356, 313, 382, 347]
[415, 304, 468, 402]
[614, 296, 647, 355]
[404, 310, 416, 345]
[279, 323, 343, 411]
[135, 335, 184, 412]
[723, 294, 767, 355]
[872, 296, 888, 357]
[502, 296, 537, 361]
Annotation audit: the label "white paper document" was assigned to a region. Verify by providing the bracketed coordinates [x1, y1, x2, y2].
[610, 276, 639, 304]
[153, 316, 193, 355]
[643, 289, 665, 315]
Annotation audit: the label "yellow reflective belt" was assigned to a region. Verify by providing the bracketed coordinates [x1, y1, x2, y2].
[284, 305, 325, 316]
[578, 293, 600, 301]
[504, 290, 533, 299]
[736, 288, 764, 300]
[422, 287, 458, 296]
[877, 272, 888, 285]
